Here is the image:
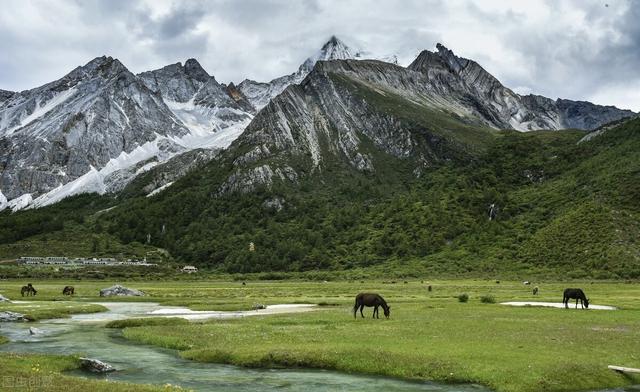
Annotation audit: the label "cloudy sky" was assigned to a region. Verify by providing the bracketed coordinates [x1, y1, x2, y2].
[1, 0, 639, 110]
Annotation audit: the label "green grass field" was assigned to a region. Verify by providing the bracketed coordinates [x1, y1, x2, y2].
[0, 279, 639, 391]
[0, 353, 185, 392]
[0, 302, 106, 321]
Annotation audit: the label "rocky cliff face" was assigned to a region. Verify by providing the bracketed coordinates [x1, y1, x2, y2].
[138, 59, 254, 134]
[0, 57, 258, 210]
[219, 59, 497, 194]
[218, 49, 635, 194]
[408, 44, 634, 131]
[0, 89, 14, 103]
[0, 56, 189, 201]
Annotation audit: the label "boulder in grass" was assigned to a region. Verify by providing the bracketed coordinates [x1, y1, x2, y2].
[79, 357, 116, 373]
[99, 285, 145, 297]
[0, 311, 27, 322]
[0, 294, 11, 303]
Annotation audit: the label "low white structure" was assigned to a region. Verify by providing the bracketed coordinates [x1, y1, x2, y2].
[181, 265, 198, 273]
[17, 256, 157, 267]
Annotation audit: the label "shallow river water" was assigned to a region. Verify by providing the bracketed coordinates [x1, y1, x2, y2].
[0, 302, 491, 392]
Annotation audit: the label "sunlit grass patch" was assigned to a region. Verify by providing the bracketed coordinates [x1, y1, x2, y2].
[0, 302, 106, 321]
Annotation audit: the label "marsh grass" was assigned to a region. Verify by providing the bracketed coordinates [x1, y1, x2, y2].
[0, 302, 106, 321]
[105, 317, 189, 329]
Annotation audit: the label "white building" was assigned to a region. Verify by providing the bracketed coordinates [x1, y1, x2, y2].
[181, 265, 198, 273]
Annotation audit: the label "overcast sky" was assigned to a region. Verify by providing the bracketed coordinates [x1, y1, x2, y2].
[1, 0, 638, 110]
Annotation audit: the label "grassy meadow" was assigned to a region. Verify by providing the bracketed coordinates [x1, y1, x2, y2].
[0, 353, 185, 392]
[1, 278, 639, 391]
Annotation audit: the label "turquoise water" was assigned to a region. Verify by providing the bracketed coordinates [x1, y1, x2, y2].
[0, 303, 489, 392]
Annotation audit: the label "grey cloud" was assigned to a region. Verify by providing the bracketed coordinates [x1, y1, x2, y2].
[0, 0, 638, 110]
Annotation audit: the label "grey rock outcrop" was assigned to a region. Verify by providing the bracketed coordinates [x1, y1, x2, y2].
[0, 311, 28, 322]
[263, 196, 285, 211]
[408, 44, 634, 131]
[219, 43, 635, 195]
[0, 294, 11, 303]
[138, 58, 254, 131]
[121, 147, 220, 197]
[79, 357, 116, 373]
[29, 327, 41, 335]
[0, 89, 14, 103]
[99, 285, 145, 297]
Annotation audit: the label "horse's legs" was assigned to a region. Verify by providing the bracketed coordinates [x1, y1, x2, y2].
[373, 305, 378, 319]
[575, 299, 578, 309]
[359, 304, 365, 318]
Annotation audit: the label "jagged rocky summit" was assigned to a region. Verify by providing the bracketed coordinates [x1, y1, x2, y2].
[0, 37, 635, 210]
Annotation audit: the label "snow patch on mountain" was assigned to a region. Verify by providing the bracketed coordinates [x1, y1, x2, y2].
[2, 87, 78, 137]
[7, 194, 33, 212]
[146, 181, 174, 197]
[11, 118, 249, 211]
[0, 190, 7, 211]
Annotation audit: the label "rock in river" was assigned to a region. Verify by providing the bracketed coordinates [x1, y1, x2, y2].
[0, 311, 28, 322]
[99, 284, 145, 297]
[29, 327, 41, 335]
[79, 357, 116, 373]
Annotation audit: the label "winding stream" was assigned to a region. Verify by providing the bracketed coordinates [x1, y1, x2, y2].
[0, 302, 490, 391]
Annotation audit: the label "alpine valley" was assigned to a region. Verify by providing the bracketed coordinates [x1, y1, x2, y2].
[1, 36, 638, 279]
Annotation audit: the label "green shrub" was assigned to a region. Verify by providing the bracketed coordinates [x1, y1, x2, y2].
[480, 294, 496, 304]
[457, 293, 469, 303]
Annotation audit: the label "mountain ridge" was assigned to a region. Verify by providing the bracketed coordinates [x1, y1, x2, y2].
[0, 37, 636, 212]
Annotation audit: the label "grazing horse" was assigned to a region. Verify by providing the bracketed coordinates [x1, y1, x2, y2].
[353, 293, 390, 319]
[563, 288, 589, 309]
[62, 286, 75, 296]
[533, 286, 539, 295]
[21, 283, 37, 297]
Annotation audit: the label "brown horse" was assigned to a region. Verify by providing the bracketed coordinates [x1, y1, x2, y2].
[21, 283, 37, 297]
[563, 288, 589, 309]
[353, 293, 390, 319]
[62, 286, 75, 295]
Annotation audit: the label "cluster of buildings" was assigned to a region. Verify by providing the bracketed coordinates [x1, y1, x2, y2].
[17, 256, 157, 267]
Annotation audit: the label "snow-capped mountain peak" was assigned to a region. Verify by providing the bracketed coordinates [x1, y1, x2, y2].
[300, 36, 358, 72]
[239, 35, 363, 110]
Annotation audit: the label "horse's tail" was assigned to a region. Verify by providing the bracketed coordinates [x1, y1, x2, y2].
[353, 297, 360, 318]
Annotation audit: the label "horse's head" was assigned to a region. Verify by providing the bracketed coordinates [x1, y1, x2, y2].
[584, 298, 589, 308]
[384, 306, 391, 319]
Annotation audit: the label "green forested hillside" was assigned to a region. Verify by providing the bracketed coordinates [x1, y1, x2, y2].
[1, 117, 638, 279]
[91, 118, 639, 278]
